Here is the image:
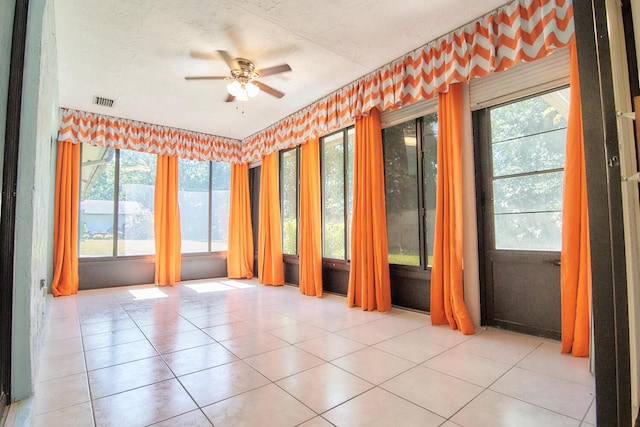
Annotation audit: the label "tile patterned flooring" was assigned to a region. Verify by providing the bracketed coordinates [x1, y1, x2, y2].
[33, 278, 596, 426]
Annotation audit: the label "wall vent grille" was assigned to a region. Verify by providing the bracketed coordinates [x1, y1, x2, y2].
[94, 96, 114, 107]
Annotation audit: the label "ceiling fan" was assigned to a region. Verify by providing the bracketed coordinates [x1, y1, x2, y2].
[185, 50, 291, 102]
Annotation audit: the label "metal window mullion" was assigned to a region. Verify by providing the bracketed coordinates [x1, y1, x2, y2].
[492, 167, 565, 181]
[113, 149, 121, 258]
[208, 161, 213, 253]
[320, 138, 326, 259]
[77, 144, 83, 255]
[494, 210, 563, 216]
[492, 126, 568, 145]
[343, 130, 349, 260]
[280, 152, 284, 253]
[416, 118, 427, 269]
[296, 147, 300, 255]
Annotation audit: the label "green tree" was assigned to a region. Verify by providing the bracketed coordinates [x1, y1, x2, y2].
[488, 89, 569, 250]
[179, 159, 209, 191]
[281, 149, 297, 254]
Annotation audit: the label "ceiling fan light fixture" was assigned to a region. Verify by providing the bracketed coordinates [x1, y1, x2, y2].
[246, 82, 260, 98]
[226, 80, 242, 97]
[235, 90, 249, 102]
[187, 51, 289, 102]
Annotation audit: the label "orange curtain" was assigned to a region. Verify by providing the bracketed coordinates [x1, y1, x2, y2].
[154, 154, 181, 286]
[299, 137, 323, 296]
[258, 152, 284, 285]
[560, 44, 591, 357]
[51, 141, 81, 296]
[227, 163, 254, 278]
[430, 84, 474, 335]
[347, 108, 391, 311]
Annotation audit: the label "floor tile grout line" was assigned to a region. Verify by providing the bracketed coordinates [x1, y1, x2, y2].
[38, 281, 593, 426]
[488, 387, 590, 422]
[439, 341, 546, 423]
[371, 382, 457, 422]
[79, 303, 98, 427]
[513, 363, 596, 388]
[580, 396, 596, 425]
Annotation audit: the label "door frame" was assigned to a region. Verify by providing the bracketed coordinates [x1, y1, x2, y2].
[474, 92, 566, 340]
[1, 0, 30, 411]
[573, 1, 632, 425]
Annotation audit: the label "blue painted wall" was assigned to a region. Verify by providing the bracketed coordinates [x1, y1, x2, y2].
[11, 0, 59, 403]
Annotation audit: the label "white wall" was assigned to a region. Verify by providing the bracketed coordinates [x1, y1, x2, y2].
[11, 0, 59, 403]
[461, 84, 481, 326]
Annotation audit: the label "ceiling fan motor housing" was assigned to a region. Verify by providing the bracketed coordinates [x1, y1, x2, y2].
[231, 58, 259, 82]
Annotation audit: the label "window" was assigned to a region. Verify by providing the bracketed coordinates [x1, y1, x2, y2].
[80, 144, 231, 258]
[422, 114, 438, 265]
[321, 127, 354, 259]
[177, 159, 231, 254]
[211, 162, 231, 251]
[280, 148, 298, 255]
[488, 88, 568, 250]
[383, 122, 420, 266]
[118, 150, 157, 256]
[79, 146, 156, 257]
[80, 145, 116, 257]
[382, 112, 438, 267]
[179, 159, 209, 253]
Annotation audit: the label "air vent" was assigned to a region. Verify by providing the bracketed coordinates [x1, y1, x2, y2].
[94, 96, 114, 107]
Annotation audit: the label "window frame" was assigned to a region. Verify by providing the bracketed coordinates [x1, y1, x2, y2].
[381, 110, 438, 271]
[280, 146, 300, 256]
[177, 157, 212, 255]
[78, 145, 231, 259]
[208, 160, 232, 254]
[320, 126, 354, 261]
[484, 86, 569, 252]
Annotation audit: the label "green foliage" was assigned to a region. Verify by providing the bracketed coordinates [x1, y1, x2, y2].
[83, 148, 157, 201]
[84, 163, 115, 201]
[212, 162, 231, 190]
[179, 158, 209, 191]
[81, 222, 90, 240]
[488, 89, 569, 250]
[282, 218, 297, 255]
[490, 93, 567, 178]
[422, 113, 438, 210]
[323, 222, 345, 259]
[281, 150, 298, 220]
[383, 124, 417, 213]
[122, 207, 153, 239]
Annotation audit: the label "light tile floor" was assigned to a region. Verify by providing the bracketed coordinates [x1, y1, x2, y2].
[33, 278, 596, 427]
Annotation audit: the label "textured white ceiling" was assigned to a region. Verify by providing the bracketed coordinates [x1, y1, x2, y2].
[55, 0, 509, 140]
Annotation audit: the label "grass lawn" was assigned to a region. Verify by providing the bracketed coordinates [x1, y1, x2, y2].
[80, 239, 223, 256]
[80, 239, 155, 256]
[387, 253, 434, 266]
[387, 253, 420, 266]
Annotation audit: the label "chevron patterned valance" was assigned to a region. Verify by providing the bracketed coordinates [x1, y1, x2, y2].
[241, 0, 574, 162]
[57, 108, 242, 163]
[58, 0, 574, 165]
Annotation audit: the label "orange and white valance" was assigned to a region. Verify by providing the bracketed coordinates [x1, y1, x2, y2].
[59, 0, 574, 165]
[58, 108, 242, 163]
[241, 0, 574, 163]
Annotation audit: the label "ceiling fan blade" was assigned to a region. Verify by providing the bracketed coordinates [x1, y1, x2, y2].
[217, 50, 239, 70]
[189, 51, 218, 60]
[185, 76, 228, 80]
[255, 81, 285, 98]
[256, 64, 291, 77]
[225, 94, 235, 103]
